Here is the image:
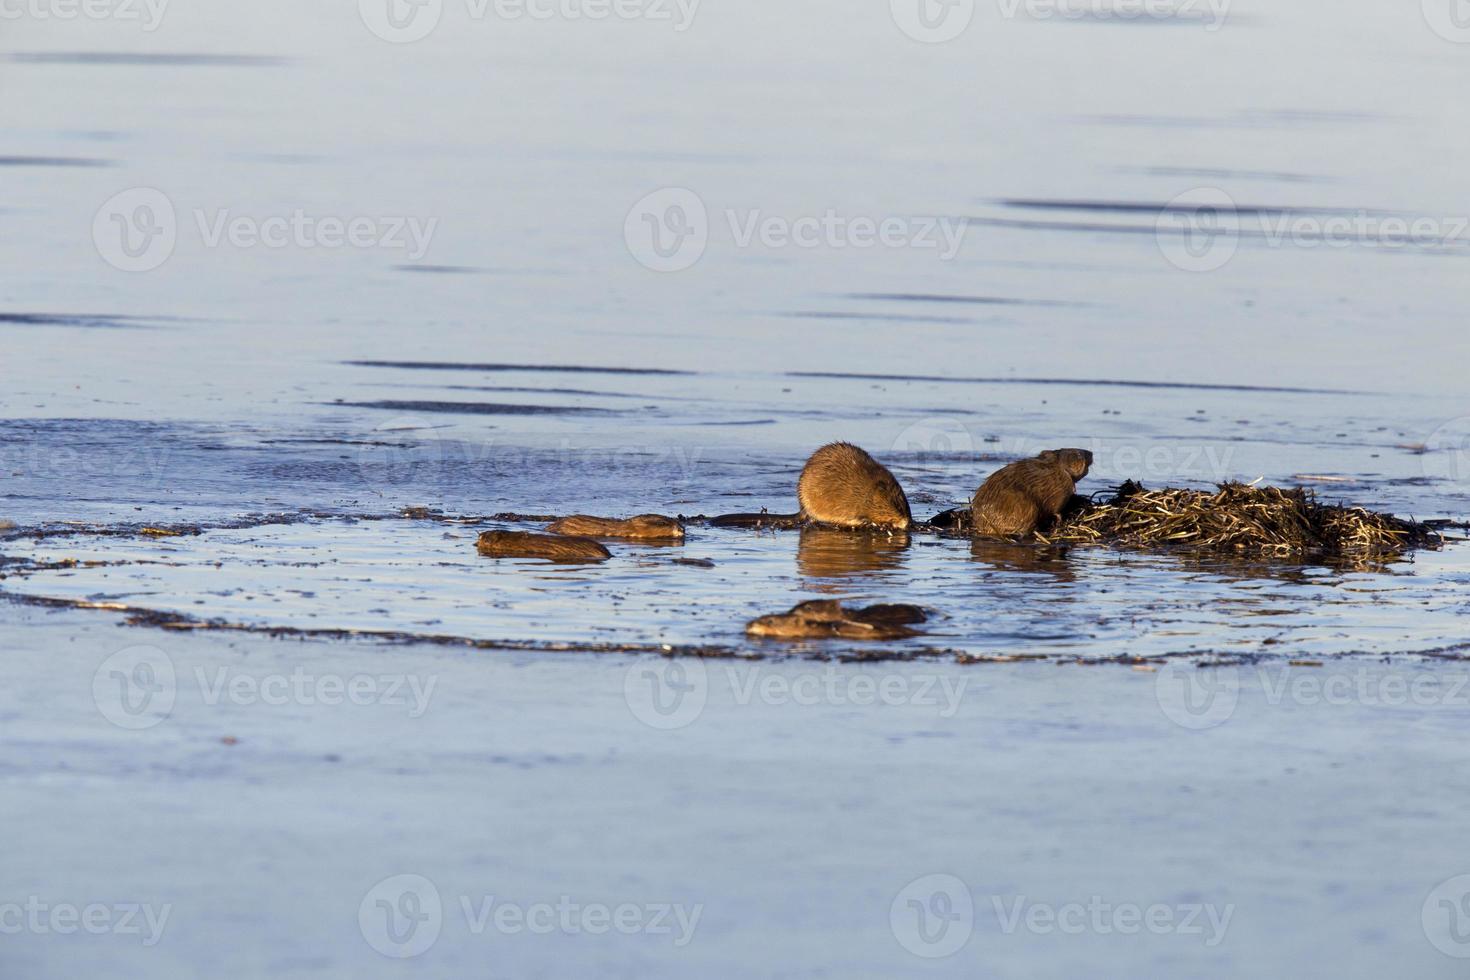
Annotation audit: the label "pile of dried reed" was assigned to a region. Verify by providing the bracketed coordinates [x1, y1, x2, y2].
[1041, 481, 1440, 558]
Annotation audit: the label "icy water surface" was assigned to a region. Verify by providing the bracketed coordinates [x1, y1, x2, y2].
[5, 2, 1470, 978]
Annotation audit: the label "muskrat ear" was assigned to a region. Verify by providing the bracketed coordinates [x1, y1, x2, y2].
[1037, 450, 1059, 462]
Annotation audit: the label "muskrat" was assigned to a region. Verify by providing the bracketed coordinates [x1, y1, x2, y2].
[545, 514, 685, 541]
[745, 599, 927, 640]
[970, 448, 1093, 538]
[476, 530, 611, 562]
[712, 442, 912, 530]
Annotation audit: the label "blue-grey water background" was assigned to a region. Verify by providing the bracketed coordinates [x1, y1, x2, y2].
[2, 1, 1470, 977]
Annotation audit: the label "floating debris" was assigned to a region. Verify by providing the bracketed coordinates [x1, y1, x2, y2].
[1041, 481, 1440, 558]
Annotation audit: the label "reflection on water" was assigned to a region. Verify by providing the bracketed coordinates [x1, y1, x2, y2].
[796, 526, 911, 581]
[968, 539, 1078, 582]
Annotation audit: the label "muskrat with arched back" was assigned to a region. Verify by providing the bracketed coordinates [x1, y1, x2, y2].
[476, 530, 612, 563]
[970, 448, 1093, 538]
[712, 442, 912, 530]
[545, 514, 685, 541]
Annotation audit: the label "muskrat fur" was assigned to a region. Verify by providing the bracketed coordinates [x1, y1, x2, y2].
[545, 514, 685, 541]
[970, 448, 1093, 538]
[476, 530, 612, 562]
[745, 599, 927, 640]
[712, 442, 912, 530]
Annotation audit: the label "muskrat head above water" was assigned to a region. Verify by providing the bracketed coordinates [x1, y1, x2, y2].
[797, 442, 912, 530]
[970, 447, 1093, 539]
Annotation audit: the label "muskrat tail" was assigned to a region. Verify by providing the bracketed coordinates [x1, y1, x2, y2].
[708, 512, 804, 529]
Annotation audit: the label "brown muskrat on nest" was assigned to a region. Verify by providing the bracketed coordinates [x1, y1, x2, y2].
[1039, 480, 1443, 558]
[712, 442, 912, 531]
[476, 530, 611, 563]
[545, 514, 685, 541]
[970, 448, 1093, 538]
[745, 599, 927, 640]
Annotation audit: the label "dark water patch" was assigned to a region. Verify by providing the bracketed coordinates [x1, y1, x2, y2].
[346, 360, 691, 376]
[841, 293, 1078, 307]
[692, 419, 777, 426]
[997, 199, 1371, 217]
[439, 384, 645, 399]
[0, 312, 162, 328]
[1079, 110, 1390, 129]
[787, 371, 1362, 395]
[0, 156, 111, 168]
[394, 264, 489, 275]
[778, 311, 977, 325]
[1121, 165, 1327, 184]
[6, 52, 289, 67]
[330, 400, 619, 416]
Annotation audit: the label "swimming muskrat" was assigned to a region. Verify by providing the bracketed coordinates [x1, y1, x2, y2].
[545, 515, 685, 541]
[745, 599, 927, 640]
[476, 530, 612, 562]
[970, 448, 1092, 538]
[712, 442, 912, 530]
